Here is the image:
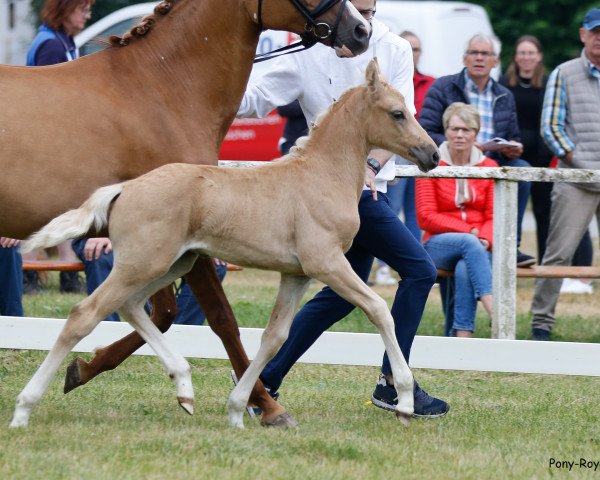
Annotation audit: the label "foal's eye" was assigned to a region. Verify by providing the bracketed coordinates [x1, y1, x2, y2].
[391, 110, 405, 121]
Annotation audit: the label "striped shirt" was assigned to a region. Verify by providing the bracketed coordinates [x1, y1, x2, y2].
[541, 55, 600, 158]
[464, 70, 495, 143]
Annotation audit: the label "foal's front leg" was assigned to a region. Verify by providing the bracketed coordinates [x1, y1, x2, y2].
[308, 255, 414, 425]
[228, 274, 311, 429]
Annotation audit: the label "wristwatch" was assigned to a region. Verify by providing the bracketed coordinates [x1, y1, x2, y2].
[367, 158, 381, 174]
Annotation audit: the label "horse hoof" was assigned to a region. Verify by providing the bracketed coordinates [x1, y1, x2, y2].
[64, 358, 86, 394]
[395, 411, 411, 427]
[260, 412, 298, 428]
[178, 397, 194, 415]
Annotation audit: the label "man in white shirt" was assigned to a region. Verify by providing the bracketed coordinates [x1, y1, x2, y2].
[237, 1, 448, 418]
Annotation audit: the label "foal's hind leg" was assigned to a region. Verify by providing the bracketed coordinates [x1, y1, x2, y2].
[118, 302, 194, 414]
[184, 257, 290, 426]
[11, 281, 134, 427]
[63, 286, 177, 394]
[228, 274, 311, 429]
[306, 255, 414, 425]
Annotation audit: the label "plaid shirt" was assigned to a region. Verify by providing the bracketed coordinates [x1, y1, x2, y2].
[464, 71, 495, 143]
[541, 55, 600, 158]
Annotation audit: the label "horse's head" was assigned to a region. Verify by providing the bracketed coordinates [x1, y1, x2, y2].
[363, 59, 439, 172]
[258, 0, 370, 57]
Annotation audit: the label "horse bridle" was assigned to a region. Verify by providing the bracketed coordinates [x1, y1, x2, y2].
[254, 0, 349, 63]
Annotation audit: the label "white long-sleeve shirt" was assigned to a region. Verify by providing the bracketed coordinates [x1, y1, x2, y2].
[238, 18, 415, 192]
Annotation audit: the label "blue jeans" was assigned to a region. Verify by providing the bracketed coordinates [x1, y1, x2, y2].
[72, 239, 223, 324]
[496, 157, 531, 246]
[385, 177, 421, 241]
[425, 233, 492, 332]
[260, 190, 437, 391]
[0, 245, 24, 316]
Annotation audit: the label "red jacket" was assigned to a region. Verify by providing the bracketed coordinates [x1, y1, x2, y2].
[416, 157, 498, 248]
[414, 70, 435, 119]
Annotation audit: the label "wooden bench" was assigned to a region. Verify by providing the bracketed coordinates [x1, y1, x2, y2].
[22, 260, 243, 272]
[437, 265, 600, 279]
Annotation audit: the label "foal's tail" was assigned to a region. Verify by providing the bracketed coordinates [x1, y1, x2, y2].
[21, 183, 126, 254]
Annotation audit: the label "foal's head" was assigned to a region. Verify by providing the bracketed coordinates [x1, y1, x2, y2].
[362, 59, 439, 172]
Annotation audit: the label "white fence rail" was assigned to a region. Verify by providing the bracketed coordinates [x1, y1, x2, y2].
[2, 317, 600, 376]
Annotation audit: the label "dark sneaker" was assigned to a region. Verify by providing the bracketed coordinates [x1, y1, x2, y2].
[371, 374, 449, 418]
[516, 250, 536, 268]
[230, 369, 279, 417]
[531, 328, 550, 341]
[59, 271, 84, 293]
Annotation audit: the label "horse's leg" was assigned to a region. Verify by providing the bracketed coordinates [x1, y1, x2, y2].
[64, 286, 177, 393]
[118, 301, 194, 414]
[306, 254, 414, 425]
[11, 280, 133, 427]
[228, 273, 311, 429]
[183, 257, 291, 426]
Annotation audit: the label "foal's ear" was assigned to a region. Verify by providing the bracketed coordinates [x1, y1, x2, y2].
[366, 58, 382, 97]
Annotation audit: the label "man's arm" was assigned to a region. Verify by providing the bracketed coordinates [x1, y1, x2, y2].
[237, 57, 304, 119]
[541, 67, 575, 161]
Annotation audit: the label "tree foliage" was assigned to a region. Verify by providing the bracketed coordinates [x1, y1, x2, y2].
[472, 0, 597, 70]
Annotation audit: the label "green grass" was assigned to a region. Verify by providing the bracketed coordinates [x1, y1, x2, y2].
[1, 351, 599, 479]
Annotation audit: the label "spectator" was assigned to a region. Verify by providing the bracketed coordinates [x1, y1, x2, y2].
[420, 33, 535, 268]
[276, 100, 309, 156]
[0, 238, 24, 317]
[530, 8, 600, 341]
[24, 0, 94, 294]
[71, 237, 227, 323]
[499, 35, 594, 291]
[376, 30, 434, 285]
[417, 103, 495, 337]
[238, 1, 448, 418]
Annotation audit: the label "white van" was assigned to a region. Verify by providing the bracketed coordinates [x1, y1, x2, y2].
[376, 1, 497, 78]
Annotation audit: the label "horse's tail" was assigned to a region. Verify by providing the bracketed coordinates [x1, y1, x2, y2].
[21, 183, 126, 254]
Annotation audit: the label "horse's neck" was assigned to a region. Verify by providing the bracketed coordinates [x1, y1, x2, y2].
[301, 93, 370, 190]
[116, 0, 260, 144]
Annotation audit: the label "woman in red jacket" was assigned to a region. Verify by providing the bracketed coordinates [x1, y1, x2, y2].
[416, 103, 497, 337]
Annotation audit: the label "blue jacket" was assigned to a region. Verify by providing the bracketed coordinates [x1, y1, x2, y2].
[419, 68, 521, 160]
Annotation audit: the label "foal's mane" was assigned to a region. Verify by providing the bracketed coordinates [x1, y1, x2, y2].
[292, 86, 366, 153]
[108, 0, 180, 47]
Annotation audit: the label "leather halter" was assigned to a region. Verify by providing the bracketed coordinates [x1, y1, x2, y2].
[254, 0, 349, 63]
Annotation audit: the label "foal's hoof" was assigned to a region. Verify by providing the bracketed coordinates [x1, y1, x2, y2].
[178, 397, 194, 416]
[64, 358, 86, 394]
[260, 412, 298, 428]
[395, 411, 412, 427]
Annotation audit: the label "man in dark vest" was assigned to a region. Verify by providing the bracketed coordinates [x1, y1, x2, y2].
[531, 8, 600, 340]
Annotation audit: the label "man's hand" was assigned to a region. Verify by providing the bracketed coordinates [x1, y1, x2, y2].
[83, 237, 112, 261]
[365, 166, 378, 201]
[0, 237, 20, 248]
[499, 142, 523, 159]
[561, 151, 574, 166]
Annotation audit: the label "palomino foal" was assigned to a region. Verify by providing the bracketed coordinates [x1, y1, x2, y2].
[11, 60, 439, 429]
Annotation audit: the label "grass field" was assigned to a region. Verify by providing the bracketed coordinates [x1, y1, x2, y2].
[2, 233, 600, 478]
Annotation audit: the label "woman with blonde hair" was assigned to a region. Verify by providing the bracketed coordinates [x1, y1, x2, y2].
[417, 103, 496, 337]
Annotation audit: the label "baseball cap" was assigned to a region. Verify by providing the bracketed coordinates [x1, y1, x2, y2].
[582, 8, 600, 30]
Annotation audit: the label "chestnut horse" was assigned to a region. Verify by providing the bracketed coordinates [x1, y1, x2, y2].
[0, 0, 369, 426]
[12, 59, 439, 429]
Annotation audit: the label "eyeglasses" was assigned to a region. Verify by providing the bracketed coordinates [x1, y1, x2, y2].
[358, 9, 376, 20]
[447, 126, 476, 134]
[412, 47, 421, 53]
[465, 50, 495, 58]
[77, 5, 92, 15]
